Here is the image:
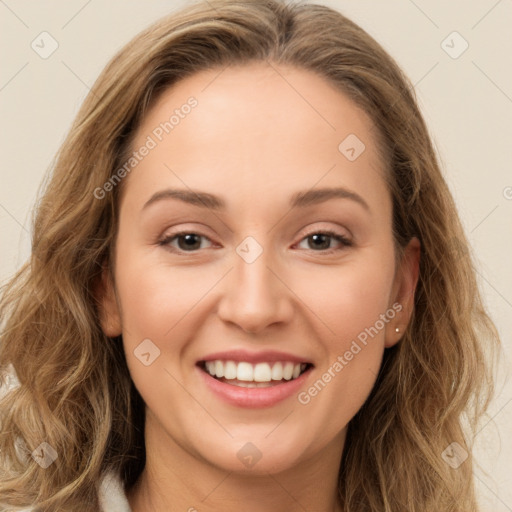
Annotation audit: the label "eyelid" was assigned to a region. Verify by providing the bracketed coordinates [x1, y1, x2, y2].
[299, 226, 351, 241]
[158, 223, 216, 242]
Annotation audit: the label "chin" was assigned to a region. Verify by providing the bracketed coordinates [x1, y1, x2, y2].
[190, 432, 308, 476]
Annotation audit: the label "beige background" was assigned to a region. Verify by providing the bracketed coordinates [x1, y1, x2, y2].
[1, 0, 511, 508]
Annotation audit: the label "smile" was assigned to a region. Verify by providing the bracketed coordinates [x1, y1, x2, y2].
[200, 360, 311, 387]
[196, 358, 314, 408]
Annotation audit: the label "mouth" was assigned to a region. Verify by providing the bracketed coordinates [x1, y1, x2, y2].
[197, 360, 314, 388]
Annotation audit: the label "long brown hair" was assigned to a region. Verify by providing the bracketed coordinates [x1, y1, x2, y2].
[0, 1, 500, 510]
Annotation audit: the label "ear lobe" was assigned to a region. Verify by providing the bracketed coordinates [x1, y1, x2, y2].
[93, 263, 122, 338]
[385, 237, 421, 348]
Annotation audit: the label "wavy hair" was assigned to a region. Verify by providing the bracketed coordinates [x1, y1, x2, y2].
[0, 0, 500, 510]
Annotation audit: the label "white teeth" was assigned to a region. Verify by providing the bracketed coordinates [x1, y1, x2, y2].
[203, 360, 308, 382]
[237, 362, 253, 381]
[271, 362, 282, 380]
[214, 360, 224, 378]
[283, 362, 294, 380]
[253, 363, 272, 382]
[224, 360, 237, 379]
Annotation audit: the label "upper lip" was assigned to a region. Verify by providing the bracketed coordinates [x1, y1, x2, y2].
[197, 349, 314, 365]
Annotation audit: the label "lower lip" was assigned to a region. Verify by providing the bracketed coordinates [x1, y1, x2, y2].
[197, 365, 313, 408]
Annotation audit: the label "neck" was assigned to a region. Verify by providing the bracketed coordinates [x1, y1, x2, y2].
[126, 413, 346, 512]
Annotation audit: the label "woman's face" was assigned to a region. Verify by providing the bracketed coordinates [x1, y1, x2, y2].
[99, 62, 419, 475]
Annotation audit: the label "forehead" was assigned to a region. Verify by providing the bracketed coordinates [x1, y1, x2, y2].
[124, 62, 389, 214]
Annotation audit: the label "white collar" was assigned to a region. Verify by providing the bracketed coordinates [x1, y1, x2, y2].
[98, 470, 132, 512]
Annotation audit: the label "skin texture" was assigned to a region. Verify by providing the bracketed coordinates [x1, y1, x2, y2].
[97, 62, 420, 512]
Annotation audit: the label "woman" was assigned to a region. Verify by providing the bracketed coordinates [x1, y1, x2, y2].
[0, 0, 500, 510]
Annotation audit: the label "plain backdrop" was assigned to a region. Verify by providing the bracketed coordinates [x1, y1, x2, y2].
[1, 0, 511, 508]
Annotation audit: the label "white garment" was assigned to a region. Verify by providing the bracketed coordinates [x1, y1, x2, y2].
[98, 470, 132, 512]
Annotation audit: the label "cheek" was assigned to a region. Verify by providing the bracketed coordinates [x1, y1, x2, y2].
[292, 256, 395, 344]
[115, 252, 218, 339]
[115, 238, 396, 352]
[115, 258, 214, 413]
[292, 254, 395, 413]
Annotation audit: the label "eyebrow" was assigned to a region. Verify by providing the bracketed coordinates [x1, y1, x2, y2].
[142, 187, 370, 212]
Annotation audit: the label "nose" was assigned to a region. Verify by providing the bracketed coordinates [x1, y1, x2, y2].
[216, 243, 294, 334]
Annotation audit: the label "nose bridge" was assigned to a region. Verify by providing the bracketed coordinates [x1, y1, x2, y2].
[235, 240, 275, 298]
[217, 235, 293, 332]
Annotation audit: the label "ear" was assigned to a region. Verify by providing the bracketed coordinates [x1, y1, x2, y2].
[93, 263, 122, 337]
[385, 237, 421, 348]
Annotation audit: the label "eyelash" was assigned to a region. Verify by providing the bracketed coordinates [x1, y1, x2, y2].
[158, 229, 352, 255]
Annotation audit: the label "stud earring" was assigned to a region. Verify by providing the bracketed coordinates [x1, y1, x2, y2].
[395, 327, 400, 333]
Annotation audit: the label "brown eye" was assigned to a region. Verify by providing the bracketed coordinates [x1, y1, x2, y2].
[297, 230, 352, 253]
[177, 234, 203, 250]
[159, 232, 213, 252]
[306, 233, 332, 250]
